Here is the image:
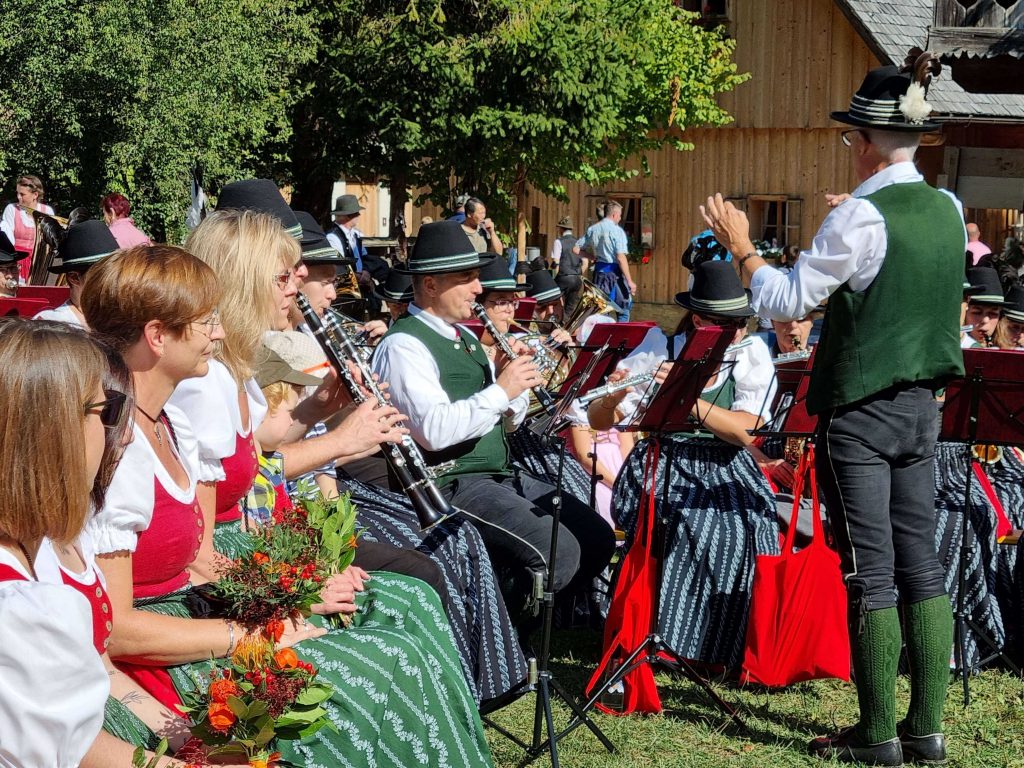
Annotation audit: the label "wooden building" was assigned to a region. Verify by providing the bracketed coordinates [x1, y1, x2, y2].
[373, 0, 1024, 317]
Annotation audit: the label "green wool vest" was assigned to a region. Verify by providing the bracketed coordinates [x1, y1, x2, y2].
[384, 314, 511, 485]
[807, 181, 965, 414]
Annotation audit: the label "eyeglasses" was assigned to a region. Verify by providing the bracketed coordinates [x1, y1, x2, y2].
[485, 298, 520, 309]
[84, 390, 128, 430]
[272, 268, 296, 290]
[841, 129, 864, 147]
[703, 315, 749, 328]
[192, 309, 221, 338]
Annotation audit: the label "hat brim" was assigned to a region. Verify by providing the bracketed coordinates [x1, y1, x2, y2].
[530, 288, 563, 305]
[331, 206, 365, 216]
[963, 283, 985, 295]
[674, 290, 755, 318]
[394, 252, 496, 275]
[830, 111, 940, 132]
[48, 252, 114, 274]
[480, 279, 520, 293]
[375, 288, 414, 304]
[968, 295, 1006, 306]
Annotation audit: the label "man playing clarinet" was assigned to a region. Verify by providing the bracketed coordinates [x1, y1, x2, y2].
[702, 56, 964, 766]
[372, 221, 614, 621]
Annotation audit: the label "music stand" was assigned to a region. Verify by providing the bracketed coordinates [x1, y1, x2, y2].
[481, 346, 617, 767]
[0, 297, 47, 317]
[16, 285, 70, 311]
[555, 322, 656, 507]
[939, 349, 1024, 705]
[566, 326, 745, 738]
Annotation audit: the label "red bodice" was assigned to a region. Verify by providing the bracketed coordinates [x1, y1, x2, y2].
[59, 566, 113, 655]
[131, 476, 204, 600]
[214, 429, 258, 523]
[13, 209, 33, 282]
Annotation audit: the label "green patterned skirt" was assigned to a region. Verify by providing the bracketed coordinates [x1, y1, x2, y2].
[212, 518, 256, 560]
[136, 574, 494, 768]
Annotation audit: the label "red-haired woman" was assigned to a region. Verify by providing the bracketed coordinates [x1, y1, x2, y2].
[101, 193, 152, 249]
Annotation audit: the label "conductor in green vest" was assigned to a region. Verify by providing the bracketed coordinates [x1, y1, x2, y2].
[701, 55, 964, 766]
[372, 221, 616, 619]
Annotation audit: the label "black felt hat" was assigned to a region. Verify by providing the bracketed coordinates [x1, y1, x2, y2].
[216, 179, 302, 240]
[293, 210, 354, 265]
[831, 63, 940, 132]
[478, 254, 518, 293]
[330, 194, 364, 216]
[0, 232, 21, 264]
[1004, 285, 1024, 323]
[396, 221, 494, 275]
[374, 267, 414, 304]
[524, 270, 562, 305]
[49, 220, 119, 274]
[674, 260, 754, 318]
[965, 266, 1005, 306]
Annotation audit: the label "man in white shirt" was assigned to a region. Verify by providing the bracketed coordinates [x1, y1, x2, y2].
[702, 60, 962, 767]
[372, 221, 615, 618]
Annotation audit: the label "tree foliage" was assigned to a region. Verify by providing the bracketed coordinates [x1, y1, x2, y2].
[0, 0, 315, 241]
[290, 0, 747, 238]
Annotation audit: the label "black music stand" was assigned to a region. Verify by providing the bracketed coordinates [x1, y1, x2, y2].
[939, 349, 1024, 706]
[560, 326, 746, 741]
[480, 346, 616, 767]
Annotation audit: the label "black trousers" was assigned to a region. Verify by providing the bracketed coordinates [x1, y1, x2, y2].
[444, 471, 616, 610]
[556, 274, 583, 317]
[353, 538, 449, 616]
[815, 384, 948, 612]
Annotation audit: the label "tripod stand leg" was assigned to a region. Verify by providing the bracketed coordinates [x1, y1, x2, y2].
[549, 677, 616, 753]
[531, 675, 561, 768]
[655, 642, 746, 730]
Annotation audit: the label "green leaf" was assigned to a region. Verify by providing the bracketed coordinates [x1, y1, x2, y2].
[295, 683, 333, 706]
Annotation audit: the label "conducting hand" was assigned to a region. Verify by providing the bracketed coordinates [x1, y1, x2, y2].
[699, 193, 753, 255]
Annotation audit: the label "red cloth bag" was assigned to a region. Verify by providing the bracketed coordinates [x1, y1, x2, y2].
[740, 447, 851, 687]
[585, 442, 663, 715]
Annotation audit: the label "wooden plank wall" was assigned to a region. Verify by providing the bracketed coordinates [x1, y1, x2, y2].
[415, 0, 884, 305]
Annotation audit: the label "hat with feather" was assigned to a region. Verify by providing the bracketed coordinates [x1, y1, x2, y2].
[831, 49, 942, 132]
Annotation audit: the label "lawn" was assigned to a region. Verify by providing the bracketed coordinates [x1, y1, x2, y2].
[486, 630, 1024, 768]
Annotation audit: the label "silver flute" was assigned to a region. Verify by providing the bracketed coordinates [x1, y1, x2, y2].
[576, 372, 655, 407]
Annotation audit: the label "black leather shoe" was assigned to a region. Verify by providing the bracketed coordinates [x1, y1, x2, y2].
[808, 726, 904, 766]
[897, 725, 946, 765]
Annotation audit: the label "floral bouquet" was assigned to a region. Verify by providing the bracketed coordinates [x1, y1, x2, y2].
[210, 488, 362, 629]
[179, 631, 334, 766]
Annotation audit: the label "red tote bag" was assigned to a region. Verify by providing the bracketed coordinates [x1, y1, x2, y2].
[741, 447, 850, 687]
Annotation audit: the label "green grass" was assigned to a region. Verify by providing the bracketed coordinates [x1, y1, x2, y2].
[486, 630, 1024, 768]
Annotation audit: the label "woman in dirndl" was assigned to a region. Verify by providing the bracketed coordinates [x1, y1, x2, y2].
[83, 243, 493, 767]
[590, 260, 779, 669]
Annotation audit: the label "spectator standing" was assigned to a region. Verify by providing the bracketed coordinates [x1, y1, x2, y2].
[966, 222, 992, 265]
[551, 216, 587, 316]
[1, 174, 55, 283]
[575, 200, 635, 320]
[447, 193, 470, 224]
[326, 193, 389, 299]
[101, 193, 152, 248]
[461, 197, 504, 255]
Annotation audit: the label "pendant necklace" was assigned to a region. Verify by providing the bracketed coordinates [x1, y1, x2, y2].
[135, 404, 165, 447]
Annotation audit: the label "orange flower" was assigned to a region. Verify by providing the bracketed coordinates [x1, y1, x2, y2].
[265, 618, 285, 642]
[208, 677, 239, 704]
[207, 701, 236, 734]
[249, 752, 281, 768]
[252, 552, 270, 565]
[274, 647, 299, 669]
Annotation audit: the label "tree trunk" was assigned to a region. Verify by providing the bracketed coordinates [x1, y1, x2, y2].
[389, 170, 410, 263]
[515, 165, 527, 284]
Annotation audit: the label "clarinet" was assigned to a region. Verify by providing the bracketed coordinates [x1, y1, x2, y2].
[471, 302, 557, 414]
[576, 372, 655, 407]
[296, 293, 454, 530]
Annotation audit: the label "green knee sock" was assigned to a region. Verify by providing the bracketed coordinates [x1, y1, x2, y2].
[852, 605, 902, 744]
[903, 595, 954, 736]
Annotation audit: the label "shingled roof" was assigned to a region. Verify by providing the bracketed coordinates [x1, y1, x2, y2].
[834, 0, 1024, 120]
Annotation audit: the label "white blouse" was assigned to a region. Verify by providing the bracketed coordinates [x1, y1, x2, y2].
[600, 328, 777, 425]
[167, 360, 266, 483]
[32, 302, 86, 329]
[0, 547, 108, 768]
[87, 403, 199, 555]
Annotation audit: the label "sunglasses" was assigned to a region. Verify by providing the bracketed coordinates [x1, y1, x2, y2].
[84, 390, 128, 430]
[703, 315, 749, 328]
[272, 269, 296, 290]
